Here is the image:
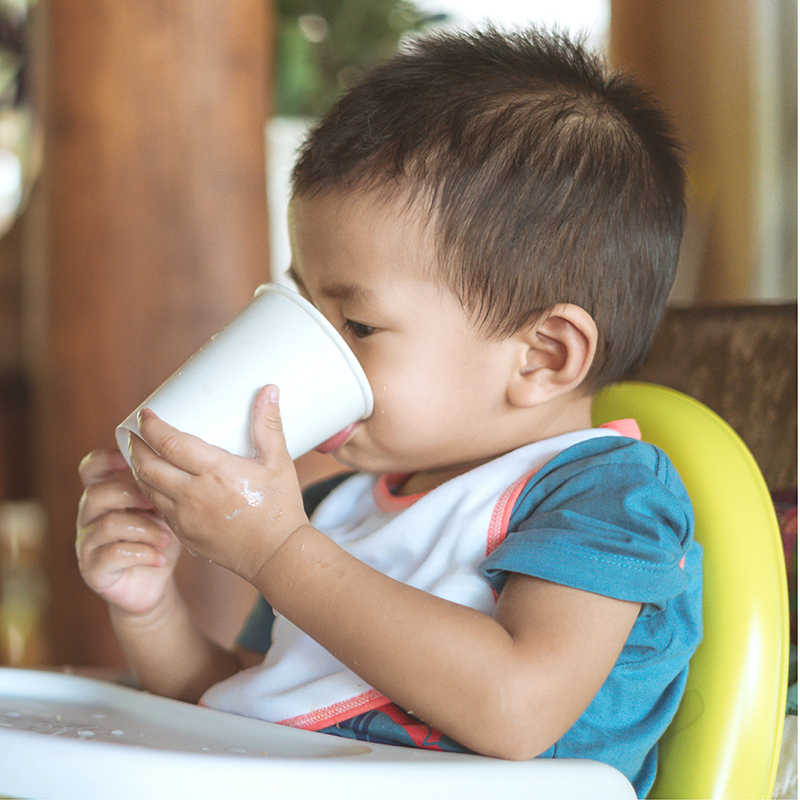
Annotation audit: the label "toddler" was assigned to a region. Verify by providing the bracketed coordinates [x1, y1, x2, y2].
[77, 26, 702, 797]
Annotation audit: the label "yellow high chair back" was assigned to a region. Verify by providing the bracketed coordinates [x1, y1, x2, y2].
[593, 382, 790, 800]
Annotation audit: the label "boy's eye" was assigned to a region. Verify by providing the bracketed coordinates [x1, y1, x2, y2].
[343, 319, 377, 338]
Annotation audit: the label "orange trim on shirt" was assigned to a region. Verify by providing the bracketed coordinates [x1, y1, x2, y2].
[373, 473, 425, 512]
[485, 468, 540, 601]
[600, 418, 641, 439]
[487, 468, 540, 558]
[280, 688, 389, 731]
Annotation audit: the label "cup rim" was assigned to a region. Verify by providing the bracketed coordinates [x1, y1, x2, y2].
[255, 282, 374, 418]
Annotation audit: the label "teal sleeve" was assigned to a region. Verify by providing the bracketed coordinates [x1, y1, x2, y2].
[481, 436, 695, 606]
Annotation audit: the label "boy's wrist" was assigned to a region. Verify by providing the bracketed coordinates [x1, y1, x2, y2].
[250, 523, 334, 604]
[107, 577, 182, 634]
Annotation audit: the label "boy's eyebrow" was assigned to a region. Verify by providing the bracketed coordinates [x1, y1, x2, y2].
[287, 266, 377, 305]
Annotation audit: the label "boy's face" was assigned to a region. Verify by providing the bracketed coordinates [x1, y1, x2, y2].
[287, 188, 521, 490]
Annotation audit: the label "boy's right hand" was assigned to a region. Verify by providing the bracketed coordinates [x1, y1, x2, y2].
[76, 447, 182, 616]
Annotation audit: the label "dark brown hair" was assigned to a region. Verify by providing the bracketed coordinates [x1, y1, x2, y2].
[292, 27, 686, 389]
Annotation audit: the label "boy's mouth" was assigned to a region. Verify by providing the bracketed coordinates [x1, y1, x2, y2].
[315, 422, 360, 454]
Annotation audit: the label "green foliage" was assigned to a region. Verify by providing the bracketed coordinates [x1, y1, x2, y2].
[275, 0, 446, 118]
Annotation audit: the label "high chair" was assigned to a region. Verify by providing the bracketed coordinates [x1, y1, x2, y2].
[593, 381, 790, 799]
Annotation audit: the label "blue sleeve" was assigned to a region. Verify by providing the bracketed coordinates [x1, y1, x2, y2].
[481, 437, 695, 606]
[235, 594, 275, 654]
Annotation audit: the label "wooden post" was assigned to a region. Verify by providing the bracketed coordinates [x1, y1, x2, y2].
[27, 1, 272, 667]
[609, 0, 757, 303]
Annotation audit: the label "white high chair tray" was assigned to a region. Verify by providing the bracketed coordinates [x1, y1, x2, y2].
[0, 667, 634, 799]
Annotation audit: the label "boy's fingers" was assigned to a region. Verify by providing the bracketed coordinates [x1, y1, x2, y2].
[251, 385, 290, 463]
[79, 448, 131, 487]
[135, 410, 224, 477]
[81, 540, 170, 579]
[76, 509, 172, 553]
[78, 477, 157, 529]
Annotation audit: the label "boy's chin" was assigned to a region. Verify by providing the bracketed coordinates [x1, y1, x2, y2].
[326, 448, 371, 473]
[325, 442, 399, 476]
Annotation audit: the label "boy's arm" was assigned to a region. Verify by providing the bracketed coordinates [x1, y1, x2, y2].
[108, 580, 262, 703]
[130, 390, 640, 757]
[256, 523, 639, 759]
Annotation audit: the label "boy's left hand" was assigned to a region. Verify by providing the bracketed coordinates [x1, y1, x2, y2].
[128, 385, 309, 584]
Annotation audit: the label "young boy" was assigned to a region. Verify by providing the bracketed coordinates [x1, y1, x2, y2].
[76, 27, 701, 797]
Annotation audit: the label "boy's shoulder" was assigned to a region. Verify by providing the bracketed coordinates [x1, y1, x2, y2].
[511, 432, 694, 539]
[534, 432, 689, 495]
[489, 432, 698, 602]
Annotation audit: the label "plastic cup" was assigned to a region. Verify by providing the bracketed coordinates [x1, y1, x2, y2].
[115, 283, 373, 467]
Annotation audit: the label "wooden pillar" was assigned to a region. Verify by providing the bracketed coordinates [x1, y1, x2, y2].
[609, 0, 757, 303]
[26, 1, 272, 667]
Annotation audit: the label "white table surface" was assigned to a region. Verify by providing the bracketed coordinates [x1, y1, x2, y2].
[0, 667, 635, 799]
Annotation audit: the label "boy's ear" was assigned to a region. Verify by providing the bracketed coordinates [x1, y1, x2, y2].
[506, 304, 597, 408]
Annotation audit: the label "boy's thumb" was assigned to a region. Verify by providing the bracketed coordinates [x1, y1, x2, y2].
[252, 384, 289, 462]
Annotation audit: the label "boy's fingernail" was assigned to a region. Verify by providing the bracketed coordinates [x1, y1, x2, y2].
[127, 437, 139, 473]
[267, 385, 280, 403]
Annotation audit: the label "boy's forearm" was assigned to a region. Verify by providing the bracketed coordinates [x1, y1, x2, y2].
[109, 581, 244, 703]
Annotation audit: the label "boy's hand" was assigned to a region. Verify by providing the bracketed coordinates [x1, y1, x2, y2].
[129, 385, 309, 584]
[76, 448, 181, 615]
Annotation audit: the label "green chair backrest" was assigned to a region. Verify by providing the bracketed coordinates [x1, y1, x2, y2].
[593, 382, 789, 800]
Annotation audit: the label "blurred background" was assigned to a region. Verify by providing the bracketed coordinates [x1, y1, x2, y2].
[0, 0, 795, 671]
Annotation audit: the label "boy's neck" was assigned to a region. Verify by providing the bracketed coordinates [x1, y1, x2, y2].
[397, 394, 595, 496]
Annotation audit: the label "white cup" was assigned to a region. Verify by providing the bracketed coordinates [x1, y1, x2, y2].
[116, 283, 373, 467]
